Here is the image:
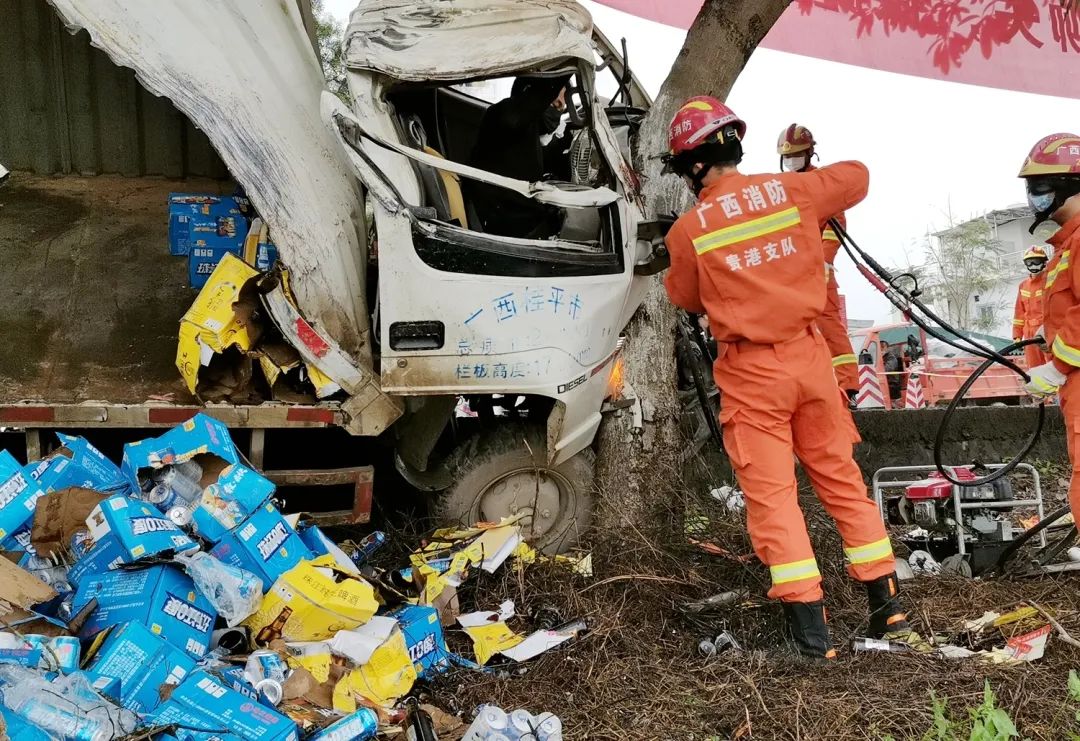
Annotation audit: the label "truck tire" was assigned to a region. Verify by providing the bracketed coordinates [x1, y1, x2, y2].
[434, 426, 595, 554]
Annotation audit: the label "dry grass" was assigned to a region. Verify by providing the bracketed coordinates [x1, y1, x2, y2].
[409, 453, 1080, 740]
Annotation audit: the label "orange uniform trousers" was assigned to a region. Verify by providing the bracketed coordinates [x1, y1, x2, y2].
[717, 327, 895, 602]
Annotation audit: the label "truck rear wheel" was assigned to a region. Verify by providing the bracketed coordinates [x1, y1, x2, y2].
[434, 426, 595, 554]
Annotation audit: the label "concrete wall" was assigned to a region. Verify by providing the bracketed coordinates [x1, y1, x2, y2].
[852, 405, 1066, 474]
[0, 0, 227, 177]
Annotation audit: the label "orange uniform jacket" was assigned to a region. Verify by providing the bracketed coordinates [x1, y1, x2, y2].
[664, 163, 869, 345]
[1043, 213, 1080, 526]
[664, 161, 894, 603]
[1046, 214, 1080, 375]
[1014, 270, 1049, 368]
[818, 213, 859, 391]
[1013, 272, 1047, 342]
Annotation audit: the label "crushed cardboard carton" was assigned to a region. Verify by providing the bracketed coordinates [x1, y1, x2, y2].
[30, 487, 107, 561]
[151, 669, 298, 741]
[176, 254, 263, 397]
[73, 564, 217, 658]
[244, 555, 378, 645]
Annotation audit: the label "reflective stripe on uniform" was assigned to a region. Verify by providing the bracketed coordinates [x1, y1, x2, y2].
[1036, 290, 1044, 296]
[693, 206, 802, 255]
[1020, 290, 1031, 298]
[1012, 319, 1025, 326]
[1047, 250, 1071, 288]
[1053, 335, 1080, 368]
[770, 557, 820, 585]
[844, 537, 893, 565]
[822, 228, 838, 242]
[832, 353, 857, 367]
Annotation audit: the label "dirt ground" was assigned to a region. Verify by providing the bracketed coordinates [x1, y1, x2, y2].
[0, 174, 228, 403]
[399, 455, 1080, 740]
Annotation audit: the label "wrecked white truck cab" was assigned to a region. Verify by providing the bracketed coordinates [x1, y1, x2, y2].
[0, 0, 660, 550]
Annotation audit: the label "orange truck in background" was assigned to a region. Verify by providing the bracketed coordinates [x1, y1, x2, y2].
[849, 324, 1029, 409]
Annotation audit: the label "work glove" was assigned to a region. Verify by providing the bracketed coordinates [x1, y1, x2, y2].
[1024, 361, 1067, 398]
[1034, 326, 1047, 348]
[846, 389, 858, 410]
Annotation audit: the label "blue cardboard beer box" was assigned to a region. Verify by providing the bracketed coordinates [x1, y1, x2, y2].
[210, 504, 312, 588]
[385, 604, 451, 679]
[168, 194, 245, 256]
[122, 415, 274, 543]
[83, 621, 196, 714]
[0, 451, 46, 543]
[121, 413, 240, 493]
[1, 523, 36, 557]
[86, 495, 198, 562]
[73, 564, 217, 658]
[66, 532, 125, 587]
[26, 433, 129, 495]
[151, 670, 299, 741]
[191, 463, 275, 543]
[189, 242, 244, 289]
[294, 522, 360, 575]
[210, 665, 260, 702]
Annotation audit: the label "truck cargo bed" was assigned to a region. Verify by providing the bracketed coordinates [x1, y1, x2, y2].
[0, 174, 228, 405]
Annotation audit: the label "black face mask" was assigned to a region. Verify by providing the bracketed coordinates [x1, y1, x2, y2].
[541, 106, 562, 135]
[1025, 259, 1047, 275]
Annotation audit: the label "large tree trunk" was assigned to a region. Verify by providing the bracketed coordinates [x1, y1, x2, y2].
[594, 0, 792, 532]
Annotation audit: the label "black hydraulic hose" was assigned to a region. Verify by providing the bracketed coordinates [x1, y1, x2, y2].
[828, 219, 1043, 486]
[932, 338, 1046, 486]
[830, 218, 1027, 375]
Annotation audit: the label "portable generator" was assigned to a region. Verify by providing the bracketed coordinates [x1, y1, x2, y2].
[872, 464, 1045, 576]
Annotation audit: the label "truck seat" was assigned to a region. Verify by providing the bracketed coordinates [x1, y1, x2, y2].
[403, 116, 469, 229]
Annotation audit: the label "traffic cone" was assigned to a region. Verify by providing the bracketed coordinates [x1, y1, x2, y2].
[904, 373, 927, 409]
[856, 364, 885, 409]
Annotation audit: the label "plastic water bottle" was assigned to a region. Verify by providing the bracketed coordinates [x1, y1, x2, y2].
[462, 705, 509, 741]
[535, 713, 562, 741]
[174, 459, 204, 483]
[175, 551, 263, 626]
[154, 465, 202, 504]
[0, 692, 109, 741]
[508, 709, 536, 739]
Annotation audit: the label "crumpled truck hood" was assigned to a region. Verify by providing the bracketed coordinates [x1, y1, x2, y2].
[345, 0, 595, 80]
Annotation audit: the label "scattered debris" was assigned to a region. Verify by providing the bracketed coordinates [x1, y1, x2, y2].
[0, 417, 590, 738]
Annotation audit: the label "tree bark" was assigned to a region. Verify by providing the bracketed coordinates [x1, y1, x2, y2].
[594, 0, 793, 534]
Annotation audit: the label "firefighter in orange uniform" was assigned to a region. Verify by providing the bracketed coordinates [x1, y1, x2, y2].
[777, 124, 860, 406]
[661, 97, 909, 659]
[1012, 245, 1050, 368]
[1019, 134, 1080, 523]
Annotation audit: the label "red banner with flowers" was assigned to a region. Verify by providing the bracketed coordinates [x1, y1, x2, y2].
[593, 1, 1080, 99]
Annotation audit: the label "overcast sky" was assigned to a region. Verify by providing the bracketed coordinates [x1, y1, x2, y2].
[325, 0, 1080, 322]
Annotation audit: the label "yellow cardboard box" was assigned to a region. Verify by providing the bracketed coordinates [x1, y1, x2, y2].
[243, 556, 379, 643]
[176, 253, 262, 393]
[332, 629, 417, 710]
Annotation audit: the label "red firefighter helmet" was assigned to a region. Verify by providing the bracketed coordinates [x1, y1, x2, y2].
[777, 124, 815, 155]
[1018, 133, 1080, 178]
[668, 96, 745, 155]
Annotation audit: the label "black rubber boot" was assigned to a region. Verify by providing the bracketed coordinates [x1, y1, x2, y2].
[782, 601, 836, 660]
[865, 573, 911, 638]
